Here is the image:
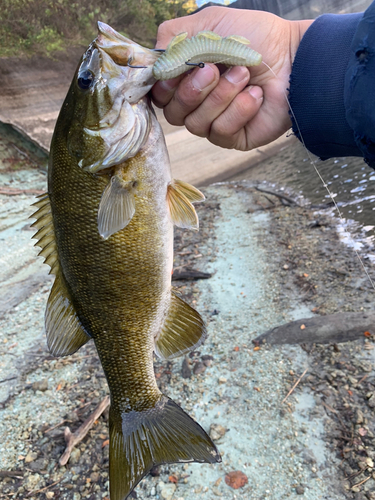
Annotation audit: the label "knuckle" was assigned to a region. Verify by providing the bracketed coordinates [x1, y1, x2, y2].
[185, 114, 209, 138]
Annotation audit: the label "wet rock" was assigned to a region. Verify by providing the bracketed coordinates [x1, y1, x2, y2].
[181, 357, 192, 379]
[32, 379, 48, 391]
[193, 362, 206, 375]
[209, 424, 226, 441]
[149, 465, 161, 477]
[224, 471, 248, 489]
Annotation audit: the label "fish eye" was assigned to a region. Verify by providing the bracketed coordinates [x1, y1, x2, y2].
[77, 70, 94, 90]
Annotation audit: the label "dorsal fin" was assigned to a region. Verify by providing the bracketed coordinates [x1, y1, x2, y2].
[167, 32, 188, 52]
[97, 175, 136, 240]
[154, 292, 207, 360]
[45, 272, 91, 356]
[30, 193, 59, 276]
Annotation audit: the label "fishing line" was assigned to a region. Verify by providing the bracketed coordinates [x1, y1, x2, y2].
[261, 59, 375, 291]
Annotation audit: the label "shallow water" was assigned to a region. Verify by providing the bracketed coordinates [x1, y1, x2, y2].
[229, 140, 375, 246]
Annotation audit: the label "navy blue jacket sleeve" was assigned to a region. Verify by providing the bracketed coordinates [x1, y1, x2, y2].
[289, 1, 375, 168]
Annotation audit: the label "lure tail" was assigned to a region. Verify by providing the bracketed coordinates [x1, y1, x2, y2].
[109, 395, 221, 500]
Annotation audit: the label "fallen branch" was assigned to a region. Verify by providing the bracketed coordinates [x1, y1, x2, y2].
[282, 369, 307, 404]
[253, 312, 375, 345]
[255, 186, 300, 207]
[59, 396, 110, 466]
[0, 470, 24, 478]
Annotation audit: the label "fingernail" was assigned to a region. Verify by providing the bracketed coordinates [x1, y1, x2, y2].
[191, 65, 216, 91]
[224, 66, 248, 84]
[248, 85, 263, 100]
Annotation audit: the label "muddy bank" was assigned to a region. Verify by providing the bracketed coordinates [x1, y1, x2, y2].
[0, 166, 374, 499]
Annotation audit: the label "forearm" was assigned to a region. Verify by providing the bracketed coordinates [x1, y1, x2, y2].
[289, 5, 375, 167]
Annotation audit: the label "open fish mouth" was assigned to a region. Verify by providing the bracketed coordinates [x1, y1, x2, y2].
[74, 23, 159, 174]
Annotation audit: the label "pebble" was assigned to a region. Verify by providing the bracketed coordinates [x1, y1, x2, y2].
[193, 362, 206, 375]
[46, 493, 54, 499]
[218, 377, 227, 384]
[24, 473, 43, 491]
[25, 451, 38, 463]
[295, 485, 305, 495]
[181, 357, 192, 379]
[201, 355, 213, 367]
[32, 379, 48, 391]
[69, 448, 81, 465]
[209, 423, 226, 441]
[224, 471, 248, 489]
[158, 481, 176, 500]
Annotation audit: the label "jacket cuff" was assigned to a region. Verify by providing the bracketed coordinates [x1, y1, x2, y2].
[289, 12, 363, 160]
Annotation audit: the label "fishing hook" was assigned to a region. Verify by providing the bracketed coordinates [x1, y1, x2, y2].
[185, 61, 205, 68]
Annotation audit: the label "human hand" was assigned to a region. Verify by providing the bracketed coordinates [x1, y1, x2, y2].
[151, 7, 313, 150]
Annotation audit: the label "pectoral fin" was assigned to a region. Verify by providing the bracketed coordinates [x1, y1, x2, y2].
[98, 175, 136, 240]
[45, 273, 91, 357]
[167, 182, 200, 230]
[154, 292, 207, 360]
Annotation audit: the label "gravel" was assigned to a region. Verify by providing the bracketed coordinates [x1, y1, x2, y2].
[0, 132, 374, 500]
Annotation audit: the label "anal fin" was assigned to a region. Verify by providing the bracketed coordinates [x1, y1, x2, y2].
[45, 273, 91, 356]
[109, 395, 220, 500]
[154, 292, 206, 360]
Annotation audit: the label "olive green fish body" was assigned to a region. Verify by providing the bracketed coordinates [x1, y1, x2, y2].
[49, 112, 171, 412]
[32, 22, 220, 500]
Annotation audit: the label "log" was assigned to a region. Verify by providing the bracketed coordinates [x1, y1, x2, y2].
[254, 312, 375, 345]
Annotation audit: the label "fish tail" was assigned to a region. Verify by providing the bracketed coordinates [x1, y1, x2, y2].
[109, 395, 221, 500]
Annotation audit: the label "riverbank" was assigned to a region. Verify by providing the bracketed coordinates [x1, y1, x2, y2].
[0, 160, 374, 499]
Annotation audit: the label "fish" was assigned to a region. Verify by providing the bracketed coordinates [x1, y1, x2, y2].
[31, 22, 220, 500]
[153, 30, 262, 80]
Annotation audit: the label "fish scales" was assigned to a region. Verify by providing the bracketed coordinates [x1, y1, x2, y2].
[32, 22, 221, 500]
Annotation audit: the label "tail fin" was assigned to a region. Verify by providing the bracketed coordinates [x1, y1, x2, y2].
[109, 395, 221, 500]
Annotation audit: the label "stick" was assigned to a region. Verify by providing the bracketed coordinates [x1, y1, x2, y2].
[352, 475, 371, 488]
[59, 396, 110, 466]
[282, 369, 307, 404]
[0, 470, 24, 478]
[26, 480, 61, 497]
[255, 186, 300, 206]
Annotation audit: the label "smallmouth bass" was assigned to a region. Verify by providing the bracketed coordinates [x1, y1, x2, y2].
[31, 22, 220, 500]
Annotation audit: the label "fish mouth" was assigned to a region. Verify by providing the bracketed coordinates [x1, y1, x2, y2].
[96, 21, 160, 68]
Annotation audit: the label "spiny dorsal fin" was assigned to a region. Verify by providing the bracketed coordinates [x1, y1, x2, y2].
[45, 273, 91, 357]
[97, 175, 136, 240]
[154, 292, 207, 360]
[167, 32, 188, 52]
[196, 31, 222, 41]
[166, 182, 198, 230]
[173, 179, 205, 203]
[30, 193, 59, 276]
[225, 34, 251, 45]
